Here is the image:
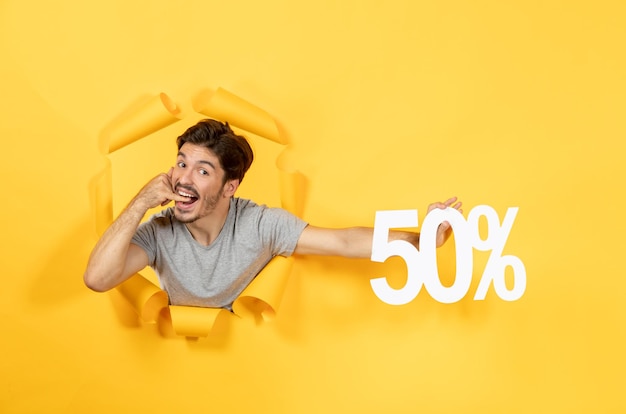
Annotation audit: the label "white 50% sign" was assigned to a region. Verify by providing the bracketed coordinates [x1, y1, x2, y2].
[370, 205, 526, 305]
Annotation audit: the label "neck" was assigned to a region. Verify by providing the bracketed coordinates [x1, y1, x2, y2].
[184, 199, 231, 246]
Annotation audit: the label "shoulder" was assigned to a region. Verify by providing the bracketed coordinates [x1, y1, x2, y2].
[229, 198, 307, 239]
[231, 197, 266, 219]
[231, 197, 303, 223]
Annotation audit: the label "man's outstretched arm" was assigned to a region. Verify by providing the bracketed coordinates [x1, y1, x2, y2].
[294, 197, 462, 258]
[83, 169, 187, 292]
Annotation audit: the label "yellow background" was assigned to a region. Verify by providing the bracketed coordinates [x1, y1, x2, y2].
[1, 0, 625, 412]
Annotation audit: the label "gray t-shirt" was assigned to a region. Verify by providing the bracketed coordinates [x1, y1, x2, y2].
[131, 197, 308, 309]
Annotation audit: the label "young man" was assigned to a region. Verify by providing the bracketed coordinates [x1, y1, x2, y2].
[84, 119, 462, 309]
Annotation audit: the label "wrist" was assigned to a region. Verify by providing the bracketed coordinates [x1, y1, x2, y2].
[126, 196, 152, 218]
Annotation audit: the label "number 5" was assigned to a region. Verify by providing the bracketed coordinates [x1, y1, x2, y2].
[370, 210, 422, 305]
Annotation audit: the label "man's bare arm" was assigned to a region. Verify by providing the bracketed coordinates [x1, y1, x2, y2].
[294, 197, 462, 258]
[83, 169, 187, 292]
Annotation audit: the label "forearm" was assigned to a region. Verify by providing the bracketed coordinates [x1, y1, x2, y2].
[336, 227, 376, 258]
[339, 228, 421, 258]
[295, 226, 419, 259]
[295, 198, 460, 259]
[83, 197, 149, 292]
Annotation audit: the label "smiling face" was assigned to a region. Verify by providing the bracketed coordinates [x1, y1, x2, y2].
[171, 143, 239, 224]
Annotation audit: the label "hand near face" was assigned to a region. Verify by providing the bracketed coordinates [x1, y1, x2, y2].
[428, 196, 463, 247]
[135, 168, 188, 210]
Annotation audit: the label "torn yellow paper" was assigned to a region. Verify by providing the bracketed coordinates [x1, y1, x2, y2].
[233, 256, 294, 322]
[94, 159, 113, 236]
[99, 87, 305, 337]
[279, 170, 306, 217]
[115, 273, 169, 323]
[168, 306, 228, 337]
[105, 93, 182, 153]
[276, 150, 306, 216]
[195, 87, 286, 145]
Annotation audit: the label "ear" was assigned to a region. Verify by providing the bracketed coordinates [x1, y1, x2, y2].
[222, 179, 240, 198]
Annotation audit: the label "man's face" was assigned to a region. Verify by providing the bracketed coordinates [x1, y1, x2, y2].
[171, 143, 233, 224]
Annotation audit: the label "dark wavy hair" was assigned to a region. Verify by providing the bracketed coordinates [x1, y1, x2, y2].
[176, 119, 254, 184]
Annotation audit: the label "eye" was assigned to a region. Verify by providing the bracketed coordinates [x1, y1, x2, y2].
[199, 169, 208, 176]
[177, 161, 186, 168]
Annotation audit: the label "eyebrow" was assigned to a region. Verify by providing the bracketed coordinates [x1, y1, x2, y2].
[177, 151, 217, 171]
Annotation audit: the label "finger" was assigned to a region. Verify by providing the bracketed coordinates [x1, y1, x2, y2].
[157, 188, 189, 206]
[427, 203, 444, 212]
[443, 196, 458, 206]
[168, 191, 189, 202]
[161, 168, 173, 188]
[166, 169, 175, 185]
[160, 170, 178, 193]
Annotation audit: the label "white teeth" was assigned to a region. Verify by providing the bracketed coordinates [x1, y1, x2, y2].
[178, 190, 195, 198]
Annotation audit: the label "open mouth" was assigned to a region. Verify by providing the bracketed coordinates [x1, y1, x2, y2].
[176, 188, 199, 208]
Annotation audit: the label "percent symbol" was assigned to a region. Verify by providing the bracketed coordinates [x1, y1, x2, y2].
[468, 206, 526, 301]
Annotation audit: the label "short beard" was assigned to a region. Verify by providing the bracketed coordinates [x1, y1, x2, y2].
[174, 189, 223, 224]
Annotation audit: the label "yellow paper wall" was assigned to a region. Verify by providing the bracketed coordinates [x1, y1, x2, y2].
[1, 1, 625, 413]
